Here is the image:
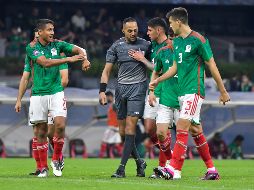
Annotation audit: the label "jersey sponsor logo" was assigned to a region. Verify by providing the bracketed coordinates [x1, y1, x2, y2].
[175, 46, 178, 49]
[33, 50, 40, 56]
[185, 45, 191, 52]
[51, 48, 57, 56]
[41, 51, 44, 55]
[165, 59, 169, 63]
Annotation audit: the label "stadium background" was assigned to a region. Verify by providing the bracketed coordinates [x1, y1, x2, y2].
[0, 0, 253, 159]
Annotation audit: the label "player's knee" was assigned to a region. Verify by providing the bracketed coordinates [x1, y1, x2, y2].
[189, 125, 203, 136]
[177, 119, 191, 130]
[55, 127, 65, 135]
[156, 130, 166, 141]
[38, 130, 47, 139]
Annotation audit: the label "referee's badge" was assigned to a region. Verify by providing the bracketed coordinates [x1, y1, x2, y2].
[51, 48, 57, 56]
[185, 45, 191, 52]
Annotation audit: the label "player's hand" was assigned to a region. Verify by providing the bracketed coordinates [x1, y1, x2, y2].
[148, 92, 157, 107]
[128, 49, 145, 62]
[149, 79, 159, 91]
[219, 91, 230, 105]
[68, 55, 85, 63]
[82, 59, 91, 71]
[99, 92, 107, 105]
[15, 101, 21, 113]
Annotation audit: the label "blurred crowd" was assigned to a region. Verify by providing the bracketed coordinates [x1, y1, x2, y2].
[208, 132, 245, 160]
[0, 5, 253, 90]
[205, 74, 254, 92]
[0, 7, 154, 59]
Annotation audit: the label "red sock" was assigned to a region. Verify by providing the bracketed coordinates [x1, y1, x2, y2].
[32, 137, 41, 170]
[52, 137, 64, 161]
[158, 134, 172, 160]
[37, 142, 48, 169]
[159, 149, 167, 167]
[99, 143, 107, 158]
[170, 130, 188, 171]
[193, 133, 214, 168]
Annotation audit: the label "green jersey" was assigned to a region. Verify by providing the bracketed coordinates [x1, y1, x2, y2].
[26, 39, 73, 96]
[149, 40, 169, 97]
[154, 40, 179, 109]
[173, 31, 213, 97]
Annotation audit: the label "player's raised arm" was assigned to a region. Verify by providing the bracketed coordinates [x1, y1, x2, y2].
[73, 45, 91, 71]
[26, 19, 85, 68]
[128, 49, 154, 71]
[149, 61, 177, 91]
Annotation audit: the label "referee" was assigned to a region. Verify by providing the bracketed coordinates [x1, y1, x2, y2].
[99, 17, 151, 178]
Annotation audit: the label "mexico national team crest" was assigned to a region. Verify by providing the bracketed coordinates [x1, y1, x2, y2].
[185, 45, 191, 52]
[51, 48, 57, 56]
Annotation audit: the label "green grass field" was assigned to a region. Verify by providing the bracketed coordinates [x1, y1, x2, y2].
[0, 158, 254, 190]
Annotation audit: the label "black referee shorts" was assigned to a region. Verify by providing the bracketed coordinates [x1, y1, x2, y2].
[115, 81, 147, 120]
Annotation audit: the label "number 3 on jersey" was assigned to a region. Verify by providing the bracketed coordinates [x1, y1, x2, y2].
[178, 53, 183, 63]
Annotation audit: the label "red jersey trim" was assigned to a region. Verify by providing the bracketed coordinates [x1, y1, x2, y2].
[156, 39, 173, 54]
[190, 31, 206, 44]
[29, 38, 37, 47]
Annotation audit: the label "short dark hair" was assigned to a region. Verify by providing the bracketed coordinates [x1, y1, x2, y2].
[34, 28, 38, 32]
[166, 7, 188, 25]
[36, 19, 54, 30]
[234, 135, 244, 142]
[123, 17, 137, 26]
[147, 17, 168, 35]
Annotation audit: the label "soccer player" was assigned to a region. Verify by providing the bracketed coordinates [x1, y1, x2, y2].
[147, 18, 181, 179]
[150, 7, 230, 180]
[25, 19, 90, 177]
[15, 54, 68, 176]
[128, 17, 176, 178]
[99, 17, 150, 178]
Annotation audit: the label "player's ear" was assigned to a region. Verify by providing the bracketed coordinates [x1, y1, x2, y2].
[38, 29, 42, 36]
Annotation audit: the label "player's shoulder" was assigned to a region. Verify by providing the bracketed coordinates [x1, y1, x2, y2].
[137, 37, 150, 45]
[110, 37, 125, 48]
[52, 38, 64, 44]
[157, 39, 173, 54]
[189, 31, 206, 44]
[26, 39, 38, 49]
[165, 38, 173, 49]
[51, 39, 65, 47]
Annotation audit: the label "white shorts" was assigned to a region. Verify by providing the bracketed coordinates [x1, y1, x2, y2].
[156, 104, 180, 127]
[29, 91, 67, 125]
[28, 112, 54, 126]
[143, 96, 160, 120]
[102, 127, 122, 144]
[179, 94, 204, 125]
